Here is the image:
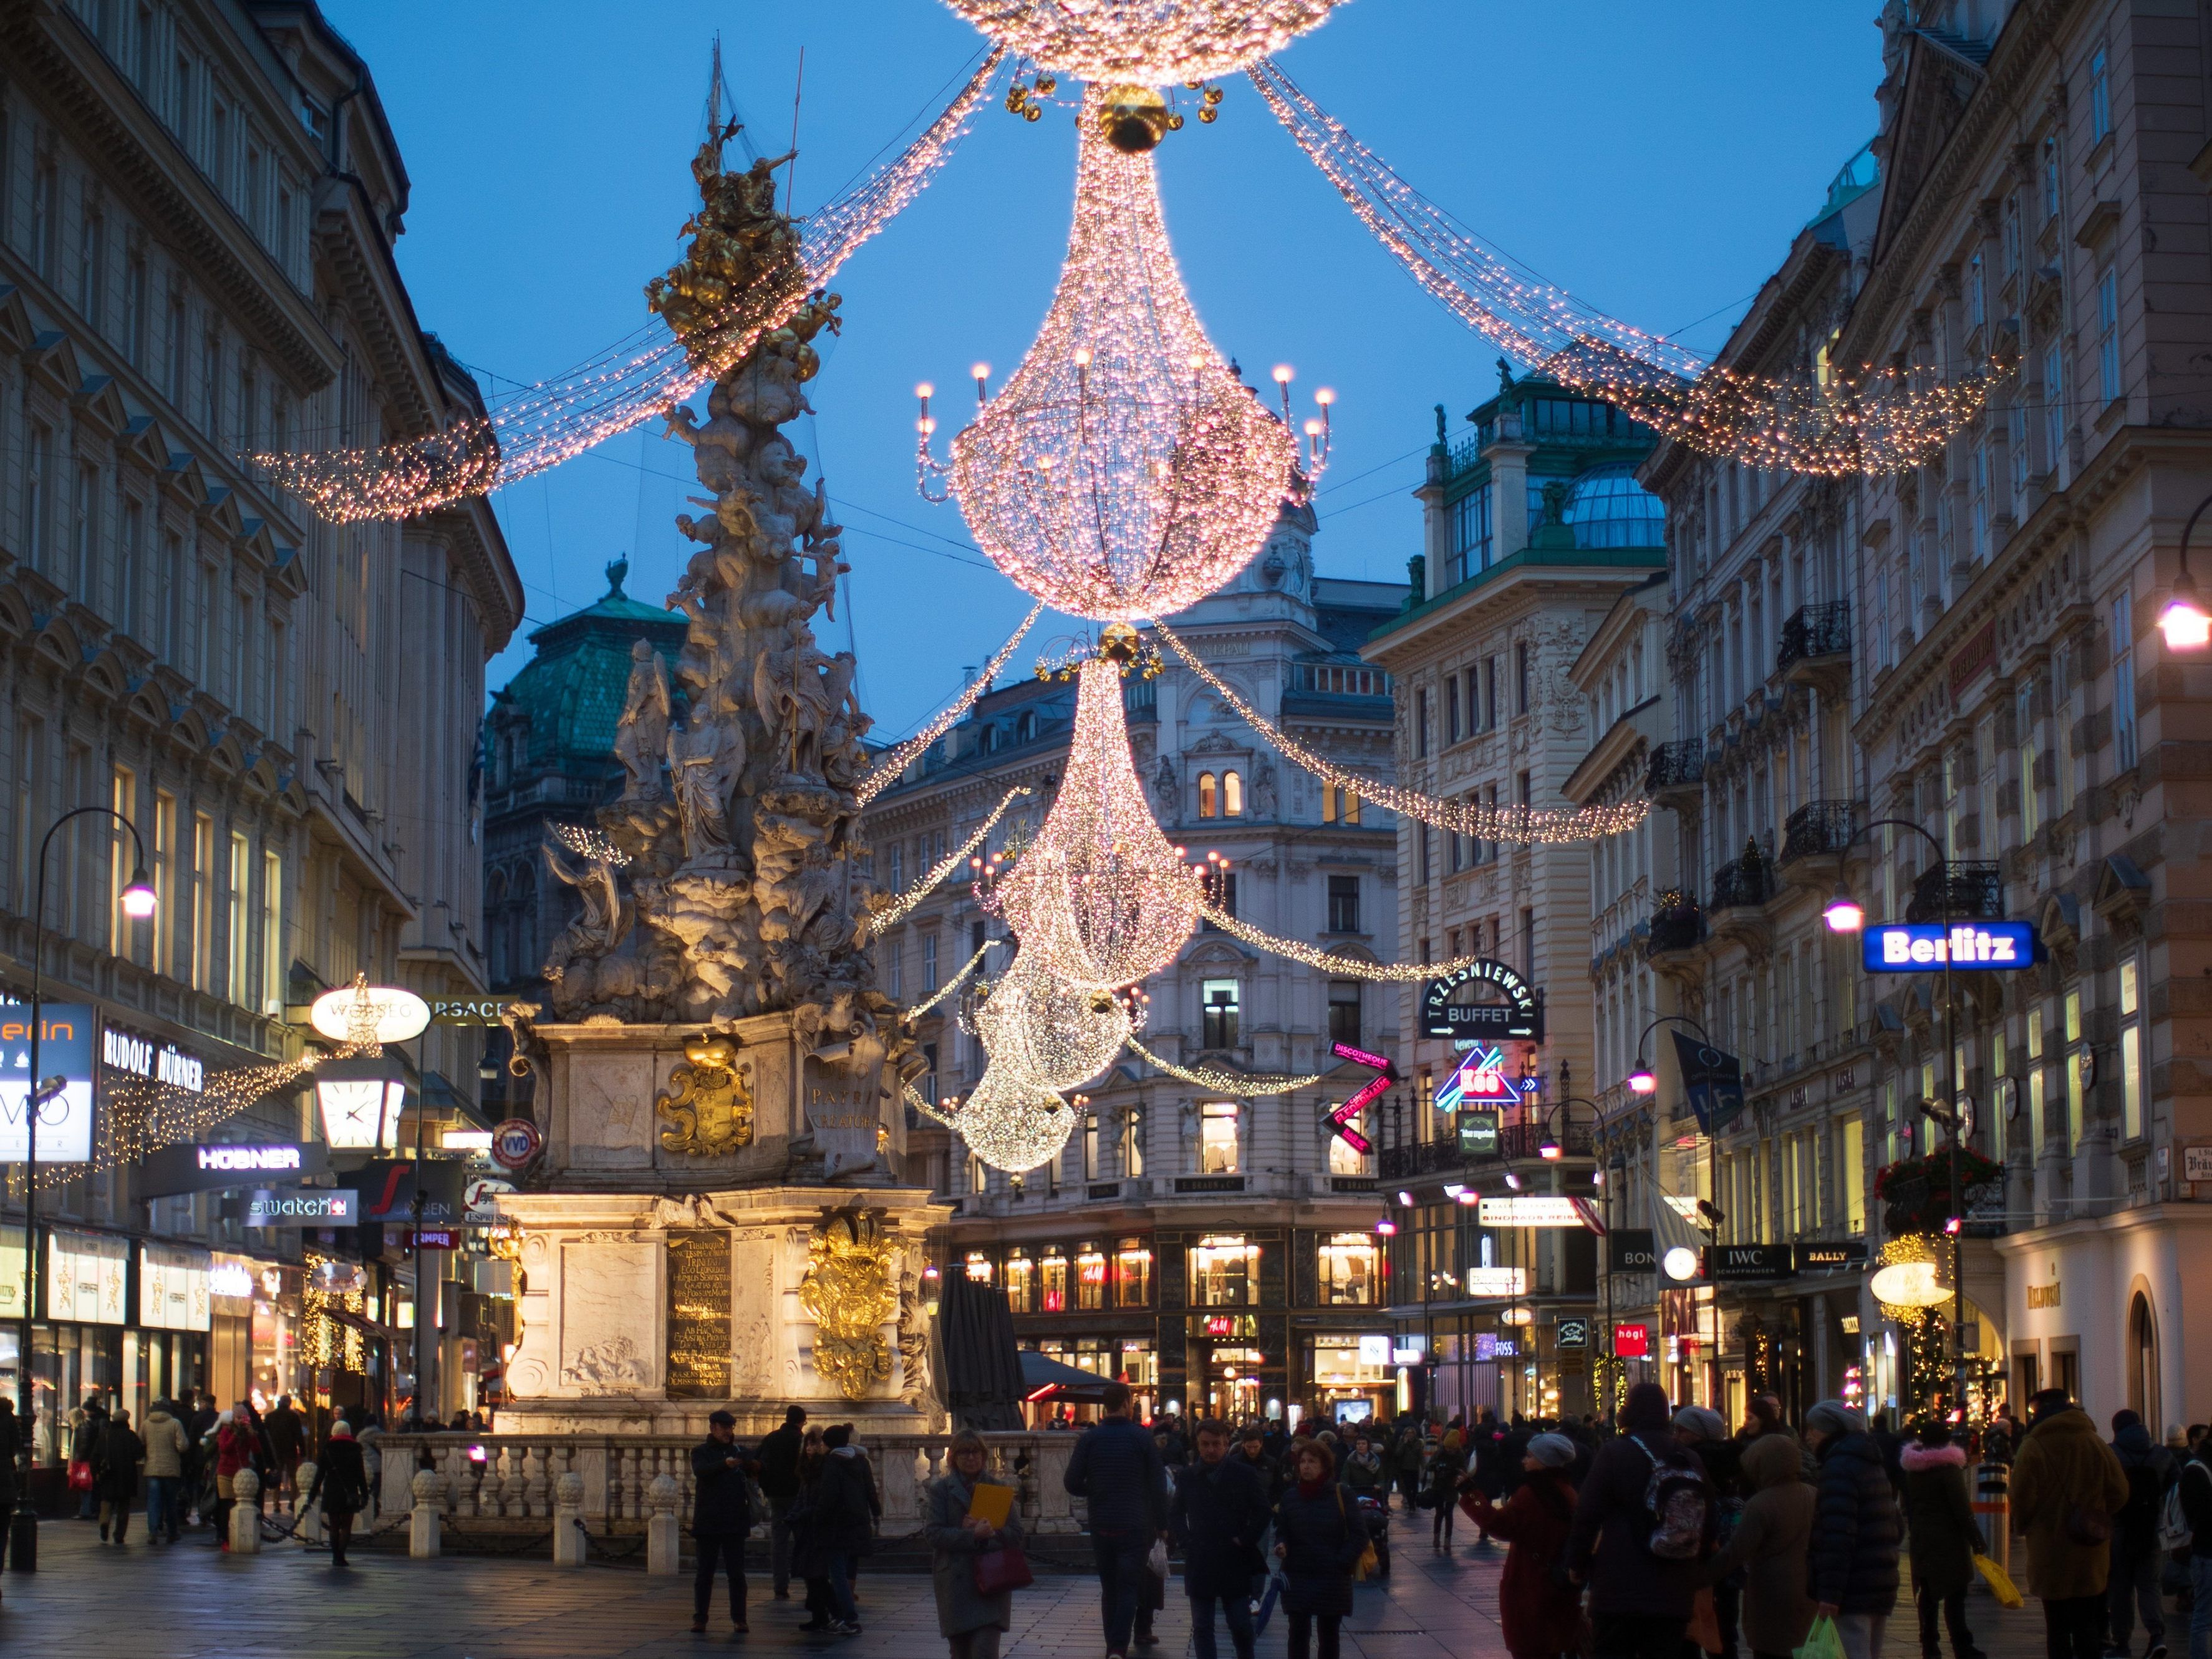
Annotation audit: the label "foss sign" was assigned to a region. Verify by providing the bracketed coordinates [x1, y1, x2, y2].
[1863, 921, 2035, 972]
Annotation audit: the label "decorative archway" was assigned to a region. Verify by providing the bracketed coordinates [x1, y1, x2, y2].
[2127, 1289, 2160, 1433]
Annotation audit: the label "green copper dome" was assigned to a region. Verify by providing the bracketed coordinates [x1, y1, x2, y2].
[488, 558, 687, 776]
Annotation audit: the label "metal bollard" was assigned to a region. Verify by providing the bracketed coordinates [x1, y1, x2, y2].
[1973, 1459, 2009, 1578]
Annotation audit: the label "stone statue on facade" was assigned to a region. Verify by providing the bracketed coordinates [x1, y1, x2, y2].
[614, 639, 672, 801]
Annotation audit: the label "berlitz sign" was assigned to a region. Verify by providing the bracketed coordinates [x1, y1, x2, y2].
[1863, 921, 2036, 972]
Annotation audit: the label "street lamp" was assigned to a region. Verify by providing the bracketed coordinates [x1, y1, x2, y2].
[2158, 493, 2212, 650]
[1821, 882, 1865, 934]
[13, 806, 157, 1571]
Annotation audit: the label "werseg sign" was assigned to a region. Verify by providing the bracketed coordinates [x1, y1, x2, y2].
[1863, 921, 2036, 972]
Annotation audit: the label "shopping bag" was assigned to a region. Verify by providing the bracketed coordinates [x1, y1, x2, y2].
[67, 1459, 93, 1493]
[1146, 1536, 1169, 1579]
[1689, 1587, 1722, 1655]
[973, 1544, 1035, 1595]
[1973, 1552, 2023, 1609]
[1794, 1615, 1846, 1659]
[1253, 1570, 1287, 1635]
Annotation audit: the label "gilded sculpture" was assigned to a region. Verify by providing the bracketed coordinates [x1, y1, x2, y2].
[797, 1209, 897, 1400]
[655, 1035, 755, 1155]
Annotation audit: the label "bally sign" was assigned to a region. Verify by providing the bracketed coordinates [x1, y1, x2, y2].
[99, 1025, 205, 1092]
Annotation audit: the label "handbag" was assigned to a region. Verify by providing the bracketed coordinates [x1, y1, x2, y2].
[1335, 1485, 1379, 1580]
[1688, 1587, 1722, 1655]
[973, 1542, 1034, 1595]
[2063, 1502, 2112, 1547]
[67, 1459, 94, 1493]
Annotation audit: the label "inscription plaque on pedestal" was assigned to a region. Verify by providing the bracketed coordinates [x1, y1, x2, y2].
[664, 1228, 732, 1398]
[803, 1057, 881, 1175]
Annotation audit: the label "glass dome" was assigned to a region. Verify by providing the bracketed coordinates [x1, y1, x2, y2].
[1563, 463, 1666, 549]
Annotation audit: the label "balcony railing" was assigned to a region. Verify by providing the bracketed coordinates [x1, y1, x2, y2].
[1646, 899, 1705, 955]
[1779, 800, 1860, 864]
[1377, 1120, 1595, 1179]
[1905, 861, 2004, 922]
[1777, 601, 1852, 670]
[1645, 740, 1705, 794]
[1710, 851, 1776, 911]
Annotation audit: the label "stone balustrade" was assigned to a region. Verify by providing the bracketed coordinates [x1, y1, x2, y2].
[371, 1431, 1081, 1539]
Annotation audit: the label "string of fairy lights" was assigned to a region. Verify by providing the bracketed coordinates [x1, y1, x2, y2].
[856, 600, 1046, 805]
[1152, 619, 1650, 842]
[1122, 1035, 1324, 1098]
[864, 784, 1032, 935]
[1193, 901, 1492, 981]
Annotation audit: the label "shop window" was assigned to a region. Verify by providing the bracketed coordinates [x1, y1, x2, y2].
[1318, 1233, 1379, 1305]
[1076, 1246, 1107, 1311]
[1041, 1249, 1069, 1313]
[1114, 1237, 1152, 1307]
[1200, 1101, 1240, 1173]
[1201, 979, 1240, 1050]
[1003, 1252, 1035, 1313]
[1189, 1235, 1258, 1306]
[963, 1249, 993, 1286]
[1197, 771, 1217, 818]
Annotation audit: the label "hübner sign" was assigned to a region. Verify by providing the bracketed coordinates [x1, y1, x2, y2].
[99, 1025, 205, 1092]
[196, 1145, 301, 1172]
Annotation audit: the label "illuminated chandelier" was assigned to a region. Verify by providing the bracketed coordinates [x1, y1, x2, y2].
[940, 0, 1349, 85]
[975, 946, 1133, 1091]
[946, 1062, 1079, 1172]
[983, 655, 1204, 987]
[918, 90, 1323, 621]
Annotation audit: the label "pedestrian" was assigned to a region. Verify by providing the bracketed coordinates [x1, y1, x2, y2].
[812, 1423, 879, 1635]
[1678, 1405, 1746, 1659]
[1460, 1431, 1585, 1659]
[1702, 1431, 1817, 1659]
[1171, 1419, 1270, 1659]
[756, 1404, 807, 1602]
[1272, 1439, 1365, 1659]
[71, 1395, 107, 1521]
[2175, 1429, 2212, 1659]
[1804, 1400, 1901, 1659]
[2108, 1410, 2175, 1659]
[1901, 1421, 1985, 1659]
[307, 1421, 370, 1569]
[1565, 1381, 1713, 1659]
[926, 1429, 1026, 1659]
[355, 1413, 385, 1522]
[265, 1393, 304, 1497]
[213, 1402, 256, 1549]
[2012, 1388, 2131, 1659]
[1393, 1420, 1426, 1512]
[97, 1406, 144, 1544]
[1425, 1431, 1464, 1551]
[1741, 1395, 1791, 1443]
[140, 1398, 190, 1544]
[0, 1396, 18, 1581]
[1064, 1379, 1170, 1659]
[1343, 1434, 1386, 1501]
[1239, 1424, 1287, 1507]
[790, 1426, 834, 1631]
[688, 1409, 755, 1634]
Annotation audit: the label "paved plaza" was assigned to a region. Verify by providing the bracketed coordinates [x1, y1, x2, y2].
[0, 1505, 2069, 1659]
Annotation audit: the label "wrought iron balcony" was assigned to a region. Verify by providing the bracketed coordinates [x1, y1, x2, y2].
[1905, 860, 2004, 922]
[1645, 739, 1705, 797]
[1779, 800, 1861, 866]
[1710, 851, 1776, 911]
[1645, 897, 1705, 955]
[1777, 601, 1852, 671]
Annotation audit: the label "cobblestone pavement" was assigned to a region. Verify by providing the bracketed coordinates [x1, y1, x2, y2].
[0, 1504, 2083, 1659]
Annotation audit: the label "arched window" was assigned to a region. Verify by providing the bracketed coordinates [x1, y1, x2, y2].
[1015, 710, 1037, 742]
[1223, 770, 1244, 816]
[2128, 1292, 2160, 1431]
[1197, 771, 1217, 818]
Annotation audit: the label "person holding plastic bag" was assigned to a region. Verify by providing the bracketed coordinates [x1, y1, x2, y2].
[1803, 1401, 1901, 1659]
[1701, 1431, 1815, 1659]
[1900, 1421, 1984, 1659]
[1460, 1431, 1585, 1659]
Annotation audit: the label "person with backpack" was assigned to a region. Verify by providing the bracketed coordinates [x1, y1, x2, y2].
[2174, 1431, 2212, 1659]
[1676, 1406, 1744, 1659]
[1702, 1431, 1817, 1659]
[1460, 1431, 1585, 1659]
[1424, 1433, 1465, 1552]
[1803, 1400, 1901, 1659]
[1393, 1421, 1427, 1513]
[1565, 1381, 1714, 1659]
[1900, 1421, 1984, 1659]
[2108, 1410, 2175, 1659]
[2011, 1389, 2130, 1659]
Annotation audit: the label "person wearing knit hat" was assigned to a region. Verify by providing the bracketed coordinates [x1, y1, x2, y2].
[1461, 1428, 1587, 1659]
[1804, 1398, 1900, 1659]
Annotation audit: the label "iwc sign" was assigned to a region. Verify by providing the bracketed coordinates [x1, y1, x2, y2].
[1419, 959, 1543, 1045]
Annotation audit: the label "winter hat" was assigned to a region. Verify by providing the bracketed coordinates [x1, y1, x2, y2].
[2112, 1409, 2142, 1433]
[329, 1423, 355, 1439]
[1673, 1406, 1726, 1442]
[1805, 1400, 1865, 1438]
[1527, 1433, 1576, 1469]
[1622, 1382, 1673, 1431]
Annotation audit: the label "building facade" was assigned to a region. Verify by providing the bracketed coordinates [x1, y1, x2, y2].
[864, 511, 1414, 1426]
[0, 0, 521, 1454]
[1362, 375, 1665, 1420]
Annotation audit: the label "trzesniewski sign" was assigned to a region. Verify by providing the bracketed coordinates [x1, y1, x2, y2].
[1863, 921, 2036, 971]
[1419, 960, 1543, 1044]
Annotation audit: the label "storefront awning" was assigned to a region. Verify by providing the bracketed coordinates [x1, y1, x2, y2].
[1018, 1350, 1118, 1402]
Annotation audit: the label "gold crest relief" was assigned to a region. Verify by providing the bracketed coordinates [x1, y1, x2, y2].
[798, 1209, 898, 1401]
[657, 1035, 755, 1156]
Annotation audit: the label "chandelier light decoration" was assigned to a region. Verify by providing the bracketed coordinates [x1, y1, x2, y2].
[856, 600, 1047, 805]
[925, 1060, 1079, 1172]
[1249, 61, 2006, 476]
[982, 657, 1207, 987]
[975, 947, 1134, 1091]
[940, 0, 1349, 84]
[1153, 619, 1649, 842]
[917, 89, 1324, 620]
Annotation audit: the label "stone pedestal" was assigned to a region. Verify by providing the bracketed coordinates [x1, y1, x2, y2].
[229, 1469, 261, 1554]
[409, 1470, 444, 1559]
[646, 1474, 681, 1575]
[553, 1471, 587, 1567]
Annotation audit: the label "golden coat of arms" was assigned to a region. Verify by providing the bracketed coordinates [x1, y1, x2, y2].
[798, 1209, 897, 1400]
[657, 1035, 754, 1155]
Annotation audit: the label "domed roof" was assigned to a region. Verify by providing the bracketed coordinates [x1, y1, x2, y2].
[490, 559, 685, 770]
[1563, 463, 1665, 549]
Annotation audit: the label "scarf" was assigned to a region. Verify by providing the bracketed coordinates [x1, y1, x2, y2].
[1297, 1475, 1328, 1499]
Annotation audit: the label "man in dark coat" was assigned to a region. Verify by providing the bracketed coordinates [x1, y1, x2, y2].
[1065, 1380, 1169, 1659]
[812, 1424, 879, 1635]
[689, 1410, 754, 1633]
[2107, 1410, 2173, 1659]
[1565, 1381, 1712, 1659]
[1171, 1420, 1270, 1659]
[264, 1395, 304, 1498]
[755, 1404, 806, 1600]
[1805, 1400, 1902, 1659]
[72, 1396, 107, 1520]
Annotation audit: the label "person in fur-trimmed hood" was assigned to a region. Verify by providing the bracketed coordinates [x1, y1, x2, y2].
[1901, 1422, 1984, 1659]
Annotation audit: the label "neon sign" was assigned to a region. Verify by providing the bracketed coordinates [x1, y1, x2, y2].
[1434, 1045, 1524, 1113]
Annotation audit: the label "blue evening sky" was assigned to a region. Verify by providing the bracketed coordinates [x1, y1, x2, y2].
[322, 1, 1881, 737]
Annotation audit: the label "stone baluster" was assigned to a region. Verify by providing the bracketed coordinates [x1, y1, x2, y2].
[505, 1445, 530, 1517]
[646, 1473, 681, 1576]
[229, 1468, 263, 1554]
[552, 1470, 587, 1567]
[622, 1446, 644, 1521]
[449, 1447, 480, 1519]
[294, 1459, 324, 1545]
[526, 1443, 550, 1519]
[1031, 1436, 1078, 1533]
[409, 1468, 445, 1559]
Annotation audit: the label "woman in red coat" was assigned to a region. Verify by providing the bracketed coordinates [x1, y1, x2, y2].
[1461, 1433, 1585, 1659]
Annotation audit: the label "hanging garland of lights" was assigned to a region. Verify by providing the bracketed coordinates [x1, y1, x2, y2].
[940, 0, 1348, 84]
[864, 784, 1033, 936]
[1194, 900, 1491, 980]
[1123, 1035, 1324, 1096]
[901, 938, 1002, 1024]
[252, 50, 1009, 522]
[1152, 620, 1648, 841]
[1248, 60, 2007, 476]
[550, 822, 635, 868]
[917, 87, 1326, 621]
[856, 600, 1047, 805]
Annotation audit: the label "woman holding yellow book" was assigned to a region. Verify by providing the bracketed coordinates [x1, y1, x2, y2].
[927, 1430, 1031, 1659]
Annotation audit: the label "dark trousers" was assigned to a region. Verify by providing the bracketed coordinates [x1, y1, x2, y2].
[1091, 1529, 1151, 1653]
[694, 1532, 746, 1624]
[768, 1496, 794, 1594]
[1288, 1610, 1342, 1659]
[1432, 1495, 1456, 1545]
[826, 1552, 857, 1625]
[1596, 1611, 1694, 1659]
[2045, 1594, 2108, 1659]
[2110, 1549, 2167, 1649]
[1714, 1577, 1742, 1659]
[1191, 1590, 1257, 1659]
[1917, 1580, 1978, 1659]
[1397, 1471, 1421, 1511]
[327, 1512, 355, 1566]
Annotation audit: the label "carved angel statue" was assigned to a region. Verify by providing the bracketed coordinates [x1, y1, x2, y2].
[667, 714, 745, 865]
[1153, 754, 1179, 816]
[1252, 758, 1279, 820]
[613, 639, 672, 801]
[541, 839, 630, 973]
